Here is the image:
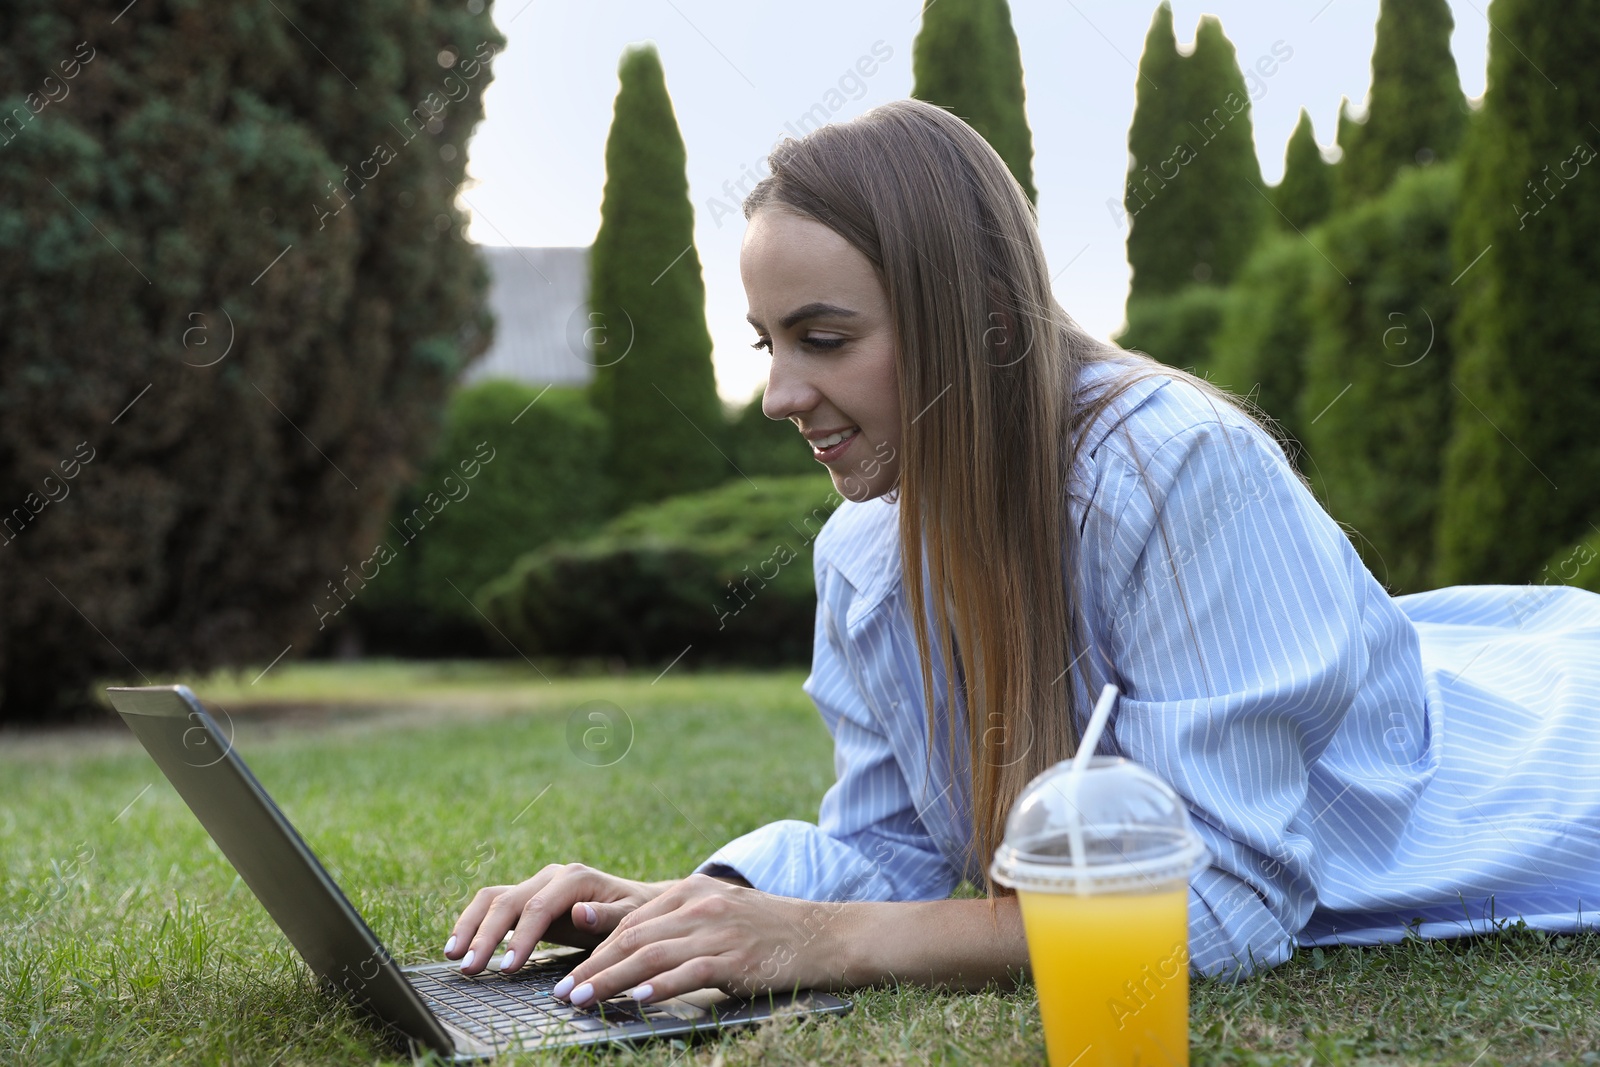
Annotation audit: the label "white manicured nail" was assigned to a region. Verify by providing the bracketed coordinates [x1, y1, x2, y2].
[499, 950, 515, 972]
[444, 935, 457, 955]
[460, 950, 475, 971]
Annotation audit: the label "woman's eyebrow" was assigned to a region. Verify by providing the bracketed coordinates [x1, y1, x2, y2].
[745, 302, 860, 331]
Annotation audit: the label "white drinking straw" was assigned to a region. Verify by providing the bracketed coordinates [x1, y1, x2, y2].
[1062, 682, 1120, 888]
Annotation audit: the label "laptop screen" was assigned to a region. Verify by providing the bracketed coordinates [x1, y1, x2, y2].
[107, 685, 455, 1057]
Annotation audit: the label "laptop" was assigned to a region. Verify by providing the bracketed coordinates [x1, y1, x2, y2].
[106, 685, 852, 1061]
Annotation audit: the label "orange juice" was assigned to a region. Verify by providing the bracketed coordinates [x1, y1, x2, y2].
[991, 747, 1208, 1067]
[1017, 884, 1190, 1067]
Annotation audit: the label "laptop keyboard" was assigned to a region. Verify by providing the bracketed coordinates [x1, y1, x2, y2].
[409, 962, 682, 1047]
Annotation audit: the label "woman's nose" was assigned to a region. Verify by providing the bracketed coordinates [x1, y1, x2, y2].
[761, 348, 819, 423]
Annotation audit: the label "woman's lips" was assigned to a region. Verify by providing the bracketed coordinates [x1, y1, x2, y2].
[812, 430, 858, 463]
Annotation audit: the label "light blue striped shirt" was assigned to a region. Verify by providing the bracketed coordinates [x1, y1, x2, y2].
[695, 356, 1600, 980]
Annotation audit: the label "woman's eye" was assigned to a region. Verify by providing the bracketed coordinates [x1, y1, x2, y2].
[750, 335, 845, 353]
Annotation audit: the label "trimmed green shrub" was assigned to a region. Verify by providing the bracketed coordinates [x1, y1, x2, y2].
[912, 0, 1036, 203]
[1335, 0, 1467, 208]
[1123, 4, 1266, 300]
[726, 387, 821, 478]
[588, 44, 724, 513]
[342, 381, 611, 655]
[0, 0, 500, 722]
[1115, 285, 1235, 375]
[1298, 163, 1461, 595]
[1209, 231, 1324, 457]
[477, 474, 840, 666]
[1434, 0, 1600, 584]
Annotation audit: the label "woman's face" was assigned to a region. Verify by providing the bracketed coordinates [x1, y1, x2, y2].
[741, 206, 901, 502]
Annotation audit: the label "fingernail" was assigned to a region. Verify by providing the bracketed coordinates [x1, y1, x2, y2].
[570, 982, 594, 1006]
[582, 903, 596, 925]
[499, 950, 516, 972]
[552, 975, 574, 998]
[460, 950, 475, 971]
[628, 983, 653, 1002]
[444, 935, 457, 956]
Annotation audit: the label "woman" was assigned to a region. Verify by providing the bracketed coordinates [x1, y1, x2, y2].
[444, 99, 1600, 1006]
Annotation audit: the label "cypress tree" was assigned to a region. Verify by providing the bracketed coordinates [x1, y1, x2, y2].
[588, 45, 724, 513]
[1434, 0, 1600, 584]
[1181, 15, 1267, 286]
[1298, 163, 1461, 595]
[1271, 109, 1334, 231]
[1336, 0, 1467, 207]
[1123, 1, 1183, 252]
[1123, 6, 1266, 301]
[912, 0, 1037, 203]
[0, 0, 500, 721]
[1333, 95, 1361, 178]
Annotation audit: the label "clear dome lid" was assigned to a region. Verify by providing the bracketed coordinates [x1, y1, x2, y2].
[990, 755, 1209, 894]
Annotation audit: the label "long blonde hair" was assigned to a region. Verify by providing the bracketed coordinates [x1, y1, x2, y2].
[744, 98, 1296, 899]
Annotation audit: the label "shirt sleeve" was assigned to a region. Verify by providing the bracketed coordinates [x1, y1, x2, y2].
[693, 553, 962, 903]
[1088, 411, 1368, 982]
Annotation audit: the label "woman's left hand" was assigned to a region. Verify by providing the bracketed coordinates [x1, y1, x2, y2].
[546, 872, 841, 1008]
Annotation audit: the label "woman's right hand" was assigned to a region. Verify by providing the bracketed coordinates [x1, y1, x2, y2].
[445, 862, 675, 976]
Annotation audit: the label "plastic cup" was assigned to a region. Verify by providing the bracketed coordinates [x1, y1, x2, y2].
[991, 753, 1209, 1067]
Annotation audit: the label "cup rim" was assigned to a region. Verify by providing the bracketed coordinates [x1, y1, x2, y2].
[989, 833, 1210, 893]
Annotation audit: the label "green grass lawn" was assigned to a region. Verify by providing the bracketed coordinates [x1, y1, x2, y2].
[3, 661, 1597, 1065]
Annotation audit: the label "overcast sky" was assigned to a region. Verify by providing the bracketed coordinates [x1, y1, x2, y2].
[459, 1, 1490, 408]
